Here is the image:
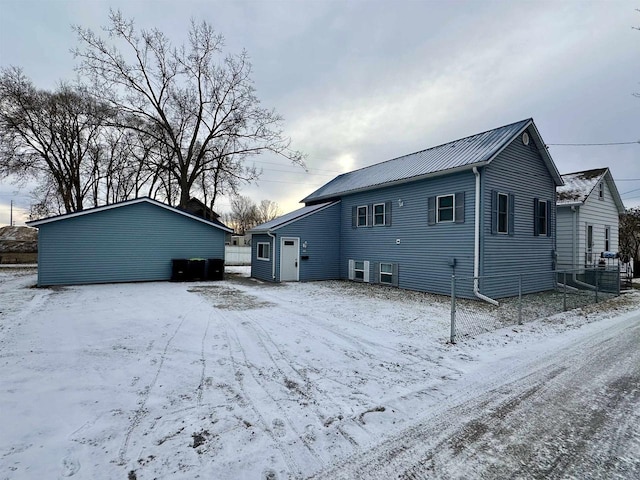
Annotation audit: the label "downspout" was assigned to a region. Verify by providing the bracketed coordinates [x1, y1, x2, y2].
[267, 231, 277, 281]
[473, 167, 499, 306]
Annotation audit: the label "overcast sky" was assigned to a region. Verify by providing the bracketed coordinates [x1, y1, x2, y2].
[1, 0, 638, 226]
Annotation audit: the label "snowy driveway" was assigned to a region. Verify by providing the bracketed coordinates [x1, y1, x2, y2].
[1, 267, 639, 479]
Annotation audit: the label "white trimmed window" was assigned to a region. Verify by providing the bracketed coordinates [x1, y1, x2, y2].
[497, 193, 508, 234]
[380, 263, 393, 284]
[373, 203, 385, 226]
[348, 259, 370, 282]
[257, 242, 270, 261]
[605, 226, 610, 252]
[357, 206, 368, 227]
[599, 182, 604, 199]
[437, 194, 454, 222]
[354, 261, 365, 280]
[537, 200, 548, 235]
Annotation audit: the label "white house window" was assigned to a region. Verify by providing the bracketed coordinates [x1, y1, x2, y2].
[373, 203, 385, 226]
[257, 242, 270, 261]
[605, 226, 610, 252]
[599, 182, 604, 200]
[354, 261, 365, 280]
[537, 200, 547, 235]
[380, 263, 393, 284]
[357, 206, 368, 227]
[497, 193, 508, 234]
[437, 195, 454, 222]
[348, 259, 370, 282]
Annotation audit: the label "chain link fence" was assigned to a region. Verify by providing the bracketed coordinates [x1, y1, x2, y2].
[449, 268, 620, 342]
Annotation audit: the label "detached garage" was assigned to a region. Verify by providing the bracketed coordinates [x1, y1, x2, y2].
[27, 197, 232, 287]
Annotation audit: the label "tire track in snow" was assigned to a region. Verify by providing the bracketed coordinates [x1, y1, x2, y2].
[196, 318, 211, 406]
[221, 323, 304, 477]
[238, 312, 364, 454]
[117, 314, 187, 465]
[228, 313, 326, 465]
[239, 311, 370, 449]
[309, 315, 640, 479]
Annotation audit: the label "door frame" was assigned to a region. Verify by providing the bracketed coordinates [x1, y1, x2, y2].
[279, 236, 300, 282]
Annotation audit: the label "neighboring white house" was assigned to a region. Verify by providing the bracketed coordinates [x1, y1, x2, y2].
[556, 168, 624, 269]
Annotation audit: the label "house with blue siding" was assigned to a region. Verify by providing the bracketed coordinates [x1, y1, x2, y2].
[250, 118, 564, 301]
[27, 197, 232, 287]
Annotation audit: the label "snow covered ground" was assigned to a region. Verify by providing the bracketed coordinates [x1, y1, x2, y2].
[1, 266, 639, 479]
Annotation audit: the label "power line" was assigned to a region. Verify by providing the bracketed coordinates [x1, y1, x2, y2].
[620, 186, 640, 196]
[547, 141, 639, 146]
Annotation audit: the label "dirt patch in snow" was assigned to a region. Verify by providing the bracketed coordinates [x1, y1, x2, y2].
[188, 285, 275, 310]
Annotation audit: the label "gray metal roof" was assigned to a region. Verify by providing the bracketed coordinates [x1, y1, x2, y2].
[303, 118, 561, 203]
[250, 201, 339, 233]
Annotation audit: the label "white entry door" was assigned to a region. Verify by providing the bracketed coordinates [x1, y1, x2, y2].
[280, 237, 299, 282]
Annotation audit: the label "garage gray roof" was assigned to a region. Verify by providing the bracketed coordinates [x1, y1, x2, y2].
[302, 118, 562, 203]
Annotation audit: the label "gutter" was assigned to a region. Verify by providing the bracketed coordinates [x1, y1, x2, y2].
[267, 230, 277, 281]
[473, 167, 499, 306]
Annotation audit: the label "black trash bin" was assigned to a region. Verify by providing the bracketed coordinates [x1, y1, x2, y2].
[188, 259, 206, 281]
[171, 259, 189, 282]
[207, 258, 224, 280]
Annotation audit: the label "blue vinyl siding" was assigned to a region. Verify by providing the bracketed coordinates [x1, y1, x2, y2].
[481, 128, 557, 297]
[251, 234, 274, 282]
[36, 202, 226, 286]
[274, 202, 340, 282]
[339, 172, 476, 297]
[251, 203, 340, 282]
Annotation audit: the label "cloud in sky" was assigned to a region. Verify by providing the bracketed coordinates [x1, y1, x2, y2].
[0, 0, 638, 226]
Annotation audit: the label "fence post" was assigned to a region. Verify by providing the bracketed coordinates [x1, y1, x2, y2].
[563, 271, 567, 312]
[595, 269, 599, 303]
[518, 274, 523, 325]
[450, 275, 456, 344]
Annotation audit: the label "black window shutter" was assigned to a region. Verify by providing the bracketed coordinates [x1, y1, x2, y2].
[491, 190, 498, 235]
[367, 204, 373, 228]
[385, 201, 392, 226]
[428, 196, 436, 225]
[392, 263, 399, 287]
[533, 198, 540, 236]
[455, 192, 465, 223]
[546, 200, 552, 237]
[352, 205, 357, 228]
[508, 193, 515, 236]
[373, 262, 380, 283]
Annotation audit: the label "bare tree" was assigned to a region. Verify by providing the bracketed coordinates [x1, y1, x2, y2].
[0, 67, 112, 213]
[620, 207, 640, 262]
[73, 11, 304, 209]
[225, 195, 259, 235]
[255, 199, 281, 224]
